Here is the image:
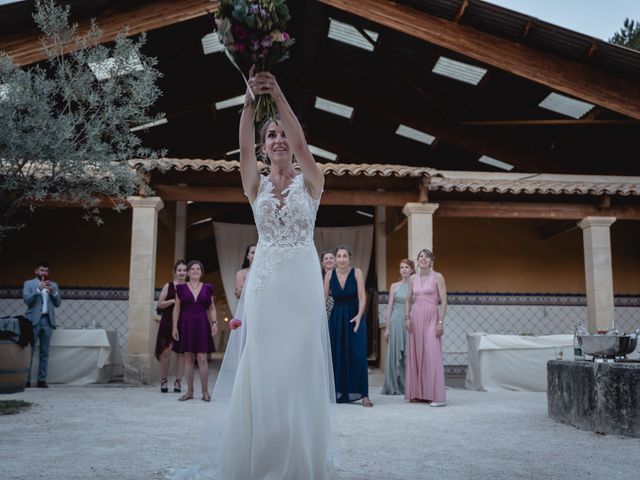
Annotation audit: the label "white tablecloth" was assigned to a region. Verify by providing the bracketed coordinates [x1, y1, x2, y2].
[465, 332, 574, 392]
[30, 329, 122, 385]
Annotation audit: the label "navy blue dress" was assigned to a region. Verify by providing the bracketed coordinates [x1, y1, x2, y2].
[328, 268, 368, 403]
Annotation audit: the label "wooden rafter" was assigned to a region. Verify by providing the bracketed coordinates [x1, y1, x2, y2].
[0, 0, 218, 66]
[154, 185, 419, 207]
[36, 193, 640, 220]
[454, 0, 469, 23]
[460, 119, 639, 127]
[539, 221, 578, 240]
[435, 201, 640, 220]
[318, 0, 640, 120]
[293, 74, 559, 172]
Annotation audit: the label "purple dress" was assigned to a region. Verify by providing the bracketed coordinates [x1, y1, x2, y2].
[172, 283, 215, 354]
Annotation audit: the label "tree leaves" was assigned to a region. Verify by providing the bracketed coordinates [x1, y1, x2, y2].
[0, 0, 166, 246]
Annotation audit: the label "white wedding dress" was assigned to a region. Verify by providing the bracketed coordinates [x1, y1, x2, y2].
[172, 174, 338, 480]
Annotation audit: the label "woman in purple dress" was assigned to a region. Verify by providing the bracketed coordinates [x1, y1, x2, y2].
[172, 260, 217, 402]
[155, 259, 187, 393]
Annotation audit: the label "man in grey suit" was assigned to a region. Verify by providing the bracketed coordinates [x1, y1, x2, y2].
[23, 261, 62, 388]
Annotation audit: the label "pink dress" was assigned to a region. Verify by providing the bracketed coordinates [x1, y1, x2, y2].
[405, 271, 446, 402]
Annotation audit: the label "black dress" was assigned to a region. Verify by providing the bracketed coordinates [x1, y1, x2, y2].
[155, 282, 176, 359]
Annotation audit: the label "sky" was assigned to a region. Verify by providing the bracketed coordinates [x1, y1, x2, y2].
[484, 0, 639, 40]
[0, 0, 637, 41]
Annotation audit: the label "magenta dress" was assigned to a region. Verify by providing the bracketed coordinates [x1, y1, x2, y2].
[405, 272, 446, 402]
[172, 283, 215, 354]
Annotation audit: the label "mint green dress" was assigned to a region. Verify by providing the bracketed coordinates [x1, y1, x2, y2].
[381, 283, 408, 395]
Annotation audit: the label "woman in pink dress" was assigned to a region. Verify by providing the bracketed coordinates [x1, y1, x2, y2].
[404, 249, 448, 406]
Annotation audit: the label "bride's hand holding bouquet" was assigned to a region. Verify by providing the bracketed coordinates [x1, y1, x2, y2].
[247, 69, 283, 104]
[215, 0, 295, 123]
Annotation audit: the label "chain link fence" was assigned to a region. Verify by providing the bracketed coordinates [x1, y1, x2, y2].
[379, 293, 640, 374]
[0, 287, 142, 355]
[3, 288, 639, 371]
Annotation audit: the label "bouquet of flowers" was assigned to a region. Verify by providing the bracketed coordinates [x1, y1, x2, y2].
[215, 0, 295, 123]
[229, 318, 243, 330]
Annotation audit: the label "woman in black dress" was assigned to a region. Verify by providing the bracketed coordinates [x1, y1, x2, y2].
[155, 260, 187, 393]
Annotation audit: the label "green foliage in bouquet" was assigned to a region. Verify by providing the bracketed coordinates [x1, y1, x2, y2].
[215, 0, 295, 123]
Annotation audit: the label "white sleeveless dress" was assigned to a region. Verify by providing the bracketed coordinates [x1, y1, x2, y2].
[214, 174, 338, 479]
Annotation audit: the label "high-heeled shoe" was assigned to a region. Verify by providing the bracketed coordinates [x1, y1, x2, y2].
[173, 379, 181, 393]
[160, 377, 168, 393]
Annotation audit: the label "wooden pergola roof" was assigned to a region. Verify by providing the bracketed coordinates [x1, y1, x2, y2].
[2, 0, 639, 179]
[128, 159, 640, 221]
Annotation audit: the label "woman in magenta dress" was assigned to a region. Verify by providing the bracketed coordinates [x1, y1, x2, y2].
[155, 260, 188, 393]
[172, 260, 217, 402]
[404, 249, 448, 406]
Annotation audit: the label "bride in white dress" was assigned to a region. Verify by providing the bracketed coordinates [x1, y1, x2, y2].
[179, 71, 338, 480]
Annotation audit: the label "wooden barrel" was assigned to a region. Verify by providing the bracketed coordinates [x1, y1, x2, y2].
[0, 339, 30, 394]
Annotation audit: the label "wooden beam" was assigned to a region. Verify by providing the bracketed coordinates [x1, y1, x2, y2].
[436, 201, 640, 220]
[294, 74, 559, 172]
[454, 0, 469, 23]
[318, 0, 640, 120]
[460, 119, 639, 127]
[154, 184, 418, 206]
[539, 221, 579, 240]
[0, 0, 218, 66]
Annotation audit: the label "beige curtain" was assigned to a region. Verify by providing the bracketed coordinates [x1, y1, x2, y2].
[213, 222, 258, 314]
[314, 225, 374, 280]
[213, 223, 374, 314]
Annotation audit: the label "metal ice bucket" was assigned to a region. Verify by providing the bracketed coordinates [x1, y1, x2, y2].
[578, 332, 638, 358]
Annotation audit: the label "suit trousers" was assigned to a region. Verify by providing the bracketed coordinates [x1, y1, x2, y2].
[27, 315, 53, 383]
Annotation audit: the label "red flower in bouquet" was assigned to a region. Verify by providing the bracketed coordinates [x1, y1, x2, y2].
[229, 318, 242, 330]
[214, 0, 295, 123]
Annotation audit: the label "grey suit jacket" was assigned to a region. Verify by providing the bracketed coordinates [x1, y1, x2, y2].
[23, 278, 62, 327]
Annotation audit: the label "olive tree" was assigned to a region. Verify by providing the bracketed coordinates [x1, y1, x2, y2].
[0, 0, 166, 245]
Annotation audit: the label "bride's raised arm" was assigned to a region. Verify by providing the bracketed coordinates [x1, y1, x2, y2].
[249, 71, 324, 199]
[240, 75, 261, 203]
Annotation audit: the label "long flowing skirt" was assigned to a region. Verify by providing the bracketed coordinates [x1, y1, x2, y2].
[220, 243, 338, 479]
[381, 305, 406, 395]
[405, 300, 446, 402]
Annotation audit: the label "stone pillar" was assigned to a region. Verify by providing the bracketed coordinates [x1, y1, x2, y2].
[125, 196, 164, 384]
[174, 201, 187, 261]
[402, 202, 439, 261]
[577, 216, 616, 332]
[375, 206, 387, 291]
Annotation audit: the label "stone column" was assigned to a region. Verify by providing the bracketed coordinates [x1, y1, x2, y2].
[577, 216, 616, 332]
[174, 201, 187, 260]
[402, 203, 439, 261]
[125, 196, 164, 384]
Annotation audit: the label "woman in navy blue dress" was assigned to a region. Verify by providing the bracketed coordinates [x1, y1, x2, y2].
[324, 245, 372, 407]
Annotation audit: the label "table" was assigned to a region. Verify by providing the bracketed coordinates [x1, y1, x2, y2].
[465, 332, 574, 392]
[30, 329, 122, 385]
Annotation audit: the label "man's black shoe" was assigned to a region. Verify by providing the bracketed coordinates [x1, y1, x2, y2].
[25, 381, 31, 388]
[36, 381, 49, 388]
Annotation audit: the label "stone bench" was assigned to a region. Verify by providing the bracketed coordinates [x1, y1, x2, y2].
[547, 360, 640, 438]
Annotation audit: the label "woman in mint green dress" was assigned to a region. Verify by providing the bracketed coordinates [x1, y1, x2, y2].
[381, 259, 414, 395]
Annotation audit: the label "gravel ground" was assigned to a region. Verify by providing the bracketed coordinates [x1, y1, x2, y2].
[2, 367, 638, 480]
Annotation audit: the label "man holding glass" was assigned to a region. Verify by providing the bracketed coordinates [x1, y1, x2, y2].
[23, 261, 62, 388]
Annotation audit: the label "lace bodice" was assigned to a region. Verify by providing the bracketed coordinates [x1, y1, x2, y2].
[249, 174, 321, 290]
[251, 175, 319, 248]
